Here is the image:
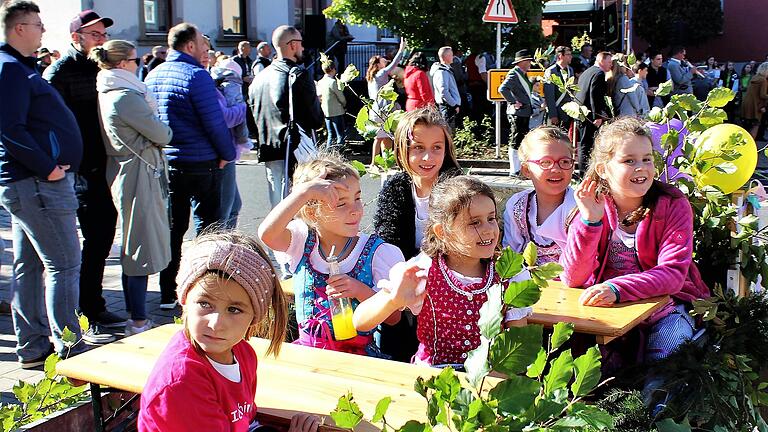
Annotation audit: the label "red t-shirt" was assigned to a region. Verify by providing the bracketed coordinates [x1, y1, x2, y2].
[139, 331, 258, 432]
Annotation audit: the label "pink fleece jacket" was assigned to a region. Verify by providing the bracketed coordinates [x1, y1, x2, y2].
[561, 181, 710, 304]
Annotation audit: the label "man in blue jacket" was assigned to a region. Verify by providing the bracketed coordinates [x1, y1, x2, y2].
[0, 0, 85, 368]
[145, 22, 236, 309]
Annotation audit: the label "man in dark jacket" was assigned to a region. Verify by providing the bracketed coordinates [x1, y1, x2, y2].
[576, 51, 612, 174]
[146, 45, 166, 72]
[145, 22, 236, 308]
[249, 25, 323, 208]
[0, 0, 85, 366]
[544, 46, 574, 129]
[44, 9, 123, 342]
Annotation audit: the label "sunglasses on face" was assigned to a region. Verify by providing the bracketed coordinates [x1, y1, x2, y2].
[79, 30, 109, 39]
[526, 157, 575, 170]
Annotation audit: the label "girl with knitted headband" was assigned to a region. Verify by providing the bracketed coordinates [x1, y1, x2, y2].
[259, 152, 404, 356]
[139, 231, 319, 432]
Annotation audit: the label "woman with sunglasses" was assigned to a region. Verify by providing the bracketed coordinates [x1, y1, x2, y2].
[503, 126, 576, 268]
[91, 40, 172, 335]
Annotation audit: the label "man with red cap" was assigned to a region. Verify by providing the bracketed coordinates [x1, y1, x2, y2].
[44, 10, 123, 344]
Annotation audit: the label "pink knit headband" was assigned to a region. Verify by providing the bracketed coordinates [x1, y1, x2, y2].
[176, 240, 275, 319]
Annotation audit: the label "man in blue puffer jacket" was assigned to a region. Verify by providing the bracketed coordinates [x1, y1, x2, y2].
[145, 22, 236, 309]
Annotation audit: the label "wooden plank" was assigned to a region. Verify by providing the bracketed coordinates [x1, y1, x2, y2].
[529, 281, 669, 340]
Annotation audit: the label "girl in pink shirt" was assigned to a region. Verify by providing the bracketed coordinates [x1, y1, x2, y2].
[139, 231, 318, 432]
[354, 176, 532, 368]
[562, 117, 709, 367]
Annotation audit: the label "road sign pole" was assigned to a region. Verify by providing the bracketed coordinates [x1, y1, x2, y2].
[495, 23, 501, 158]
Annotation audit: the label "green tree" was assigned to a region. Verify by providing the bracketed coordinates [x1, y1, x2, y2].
[634, 0, 724, 48]
[324, 0, 549, 57]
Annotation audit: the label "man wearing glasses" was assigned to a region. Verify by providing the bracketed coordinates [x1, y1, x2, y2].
[44, 10, 124, 344]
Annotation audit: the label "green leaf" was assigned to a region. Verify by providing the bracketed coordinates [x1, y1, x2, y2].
[526, 347, 547, 378]
[661, 130, 680, 153]
[503, 279, 541, 308]
[61, 326, 76, 345]
[371, 396, 391, 423]
[398, 420, 432, 432]
[698, 107, 728, 127]
[523, 242, 538, 267]
[648, 106, 664, 122]
[706, 86, 735, 108]
[451, 388, 475, 419]
[670, 93, 702, 112]
[530, 262, 563, 281]
[383, 109, 405, 134]
[173, 315, 183, 324]
[464, 339, 490, 389]
[489, 325, 543, 375]
[655, 417, 694, 431]
[78, 314, 89, 334]
[478, 284, 503, 340]
[489, 375, 541, 416]
[713, 162, 737, 174]
[543, 349, 574, 396]
[339, 63, 359, 84]
[378, 79, 398, 102]
[495, 247, 525, 280]
[550, 322, 575, 351]
[44, 353, 60, 379]
[330, 392, 364, 429]
[350, 160, 367, 178]
[562, 101, 588, 122]
[434, 367, 461, 403]
[626, 52, 637, 66]
[555, 405, 614, 430]
[355, 105, 370, 134]
[655, 79, 673, 97]
[13, 381, 34, 404]
[571, 346, 602, 397]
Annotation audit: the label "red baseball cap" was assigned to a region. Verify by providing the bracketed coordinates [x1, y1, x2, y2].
[69, 10, 113, 34]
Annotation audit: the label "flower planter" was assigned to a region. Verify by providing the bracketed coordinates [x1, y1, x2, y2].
[19, 391, 137, 431]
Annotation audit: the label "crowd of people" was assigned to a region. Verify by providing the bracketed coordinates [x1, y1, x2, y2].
[0, 0, 766, 430]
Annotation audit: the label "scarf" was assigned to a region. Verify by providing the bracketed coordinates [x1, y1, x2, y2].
[96, 68, 158, 115]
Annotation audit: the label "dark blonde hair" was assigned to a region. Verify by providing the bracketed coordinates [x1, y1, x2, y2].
[393, 106, 461, 178]
[518, 125, 572, 163]
[292, 152, 360, 228]
[182, 230, 288, 357]
[89, 40, 135, 70]
[586, 116, 662, 226]
[421, 176, 498, 258]
[366, 55, 384, 82]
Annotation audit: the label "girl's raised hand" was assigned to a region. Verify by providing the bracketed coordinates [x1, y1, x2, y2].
[299, 169, 349, 209]
[387, 264, 427, 310]
[578, 283, 618, 306]
[574, 178, 606, 223]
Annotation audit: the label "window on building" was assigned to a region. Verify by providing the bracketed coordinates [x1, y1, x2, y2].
[294, 0, 321, 29]
[221, 0, 246, 35]
[143, 0, 171, 33]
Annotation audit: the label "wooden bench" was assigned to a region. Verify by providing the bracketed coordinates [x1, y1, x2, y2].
[56, 324, 459, 432]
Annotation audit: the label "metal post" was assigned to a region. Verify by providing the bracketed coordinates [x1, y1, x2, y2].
[91, 383, 104, 432]
[495, 23, 502, 158]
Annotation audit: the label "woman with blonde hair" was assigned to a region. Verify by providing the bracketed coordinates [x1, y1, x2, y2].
[91, 40, 173, 335]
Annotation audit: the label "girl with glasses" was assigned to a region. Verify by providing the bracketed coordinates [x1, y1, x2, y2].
[502, 126, 576, 267]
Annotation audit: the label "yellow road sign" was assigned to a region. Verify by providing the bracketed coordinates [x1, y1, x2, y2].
[487, 68, 545, 101]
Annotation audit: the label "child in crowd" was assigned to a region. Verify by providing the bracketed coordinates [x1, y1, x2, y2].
[503, 126, 576, 265]
[258, 154, 404, 355]
[561, 117, 710, 367]
[316, 60, 347, 149]
[355, 176, 532, 367]
[139, 231, 319, 432]
[529, 79, 546, 129]
[373, 107, 461, 362]
[211, 58, 250, 150]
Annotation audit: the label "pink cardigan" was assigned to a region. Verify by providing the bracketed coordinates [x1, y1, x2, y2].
[561, 182, 710, 304]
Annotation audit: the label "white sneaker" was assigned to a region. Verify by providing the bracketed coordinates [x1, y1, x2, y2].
[125, 319, 153, 336]
[159, 300, 178, 310]
[82, 326, 116, 344]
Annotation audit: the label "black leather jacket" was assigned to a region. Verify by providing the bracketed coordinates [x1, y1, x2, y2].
[248, 58, 323, 165]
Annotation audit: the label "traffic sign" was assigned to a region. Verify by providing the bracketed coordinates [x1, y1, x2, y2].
[486, 69, 545, 101]
[482, 0, 519, 24]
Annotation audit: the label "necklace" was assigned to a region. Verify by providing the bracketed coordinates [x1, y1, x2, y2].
[318, 235, 355, 261]
[438, 255, 494, 301]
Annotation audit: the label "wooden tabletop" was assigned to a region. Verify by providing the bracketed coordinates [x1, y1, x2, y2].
[57, 324, 452, 430]
[529, 280, 670, 344]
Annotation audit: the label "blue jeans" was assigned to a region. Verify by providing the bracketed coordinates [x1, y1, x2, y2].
[325, 115, 346, 148]
[264, 159, 287, 209]
[121, 274, 148, 321]
[219, 162, 242, 229]
[0, 174, 83, 359]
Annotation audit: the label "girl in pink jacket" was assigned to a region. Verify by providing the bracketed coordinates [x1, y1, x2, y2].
[562, 117, 709, 366]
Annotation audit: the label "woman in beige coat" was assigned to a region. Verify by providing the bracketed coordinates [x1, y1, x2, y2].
[92, 40, 172, 335]
[742, 62, 768, 139]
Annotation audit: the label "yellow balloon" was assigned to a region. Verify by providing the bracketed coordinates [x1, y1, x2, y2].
[694, 123, 757, 194]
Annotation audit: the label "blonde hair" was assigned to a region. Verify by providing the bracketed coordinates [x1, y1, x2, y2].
[586, 117, 660, 226]
[292, 152, 360, 228]
[518, 125, 572, 164]
[181, 230, 288, 357]
[393, 106, 461, 178]
[89, 40, 135, 70]
[606, 53, 628, 97]
[421, 176, 498, 258]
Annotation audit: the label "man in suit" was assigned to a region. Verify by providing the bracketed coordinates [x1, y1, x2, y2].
[667, 46, 701, 96]
[575, 51, 612, 174]
[499, 49, 534, 174]
[544, 46, 574, 129]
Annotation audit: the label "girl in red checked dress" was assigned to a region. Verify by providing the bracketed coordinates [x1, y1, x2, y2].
[354, 176, 532, 368]
[139, 231, 319, 432]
